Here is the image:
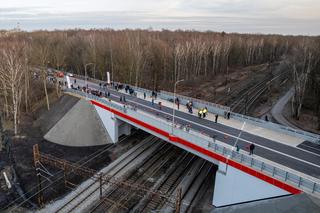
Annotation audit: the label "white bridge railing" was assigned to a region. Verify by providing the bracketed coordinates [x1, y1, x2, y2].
[59, 71, 320, 144]
[65, 88, 320, 196]
[159, 90, 320, 145]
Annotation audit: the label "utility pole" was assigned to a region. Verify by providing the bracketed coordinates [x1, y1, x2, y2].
[175, 187, 182, 213]
[99, 174, 103, 199]
[0, 115, 3, 151]
[245, 94, 248, 115]
[33, 145, 44, 207]
[172, 79, 184, 134]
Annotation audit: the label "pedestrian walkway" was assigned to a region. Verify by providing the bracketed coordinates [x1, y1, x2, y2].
[68, 90, 320, 194]
[117, 88, 305, 148]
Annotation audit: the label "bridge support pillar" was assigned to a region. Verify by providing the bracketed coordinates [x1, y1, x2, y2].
[93, 104, 132, 143]
[212, 162, 290, 207]
[118, 121, 132, 136]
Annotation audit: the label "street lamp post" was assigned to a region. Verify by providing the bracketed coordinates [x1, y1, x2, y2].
[224, 121, 246, 173]
[172, 79, 184, 135]
[85, 63, 94, 100]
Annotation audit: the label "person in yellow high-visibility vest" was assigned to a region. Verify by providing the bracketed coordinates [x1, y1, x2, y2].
[203, 107, 208, 118]
[198, 109, 203, 118]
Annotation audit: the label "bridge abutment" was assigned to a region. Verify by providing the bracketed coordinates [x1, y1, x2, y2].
[93, 104, 132, 143]
[212, 162, 290, 207]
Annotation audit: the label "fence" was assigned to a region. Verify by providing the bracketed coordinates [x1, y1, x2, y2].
[160, 90, 230, 115]
[230, 112, 320, 144]
[65, 88, 320, 196]
[159, 90, 320, 144]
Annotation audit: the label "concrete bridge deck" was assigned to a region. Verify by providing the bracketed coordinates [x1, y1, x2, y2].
[68, 77, 320, 180]
[60, 75, 320, 206]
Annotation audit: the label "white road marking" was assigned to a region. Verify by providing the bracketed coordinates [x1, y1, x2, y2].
[75, 78, 320, 170]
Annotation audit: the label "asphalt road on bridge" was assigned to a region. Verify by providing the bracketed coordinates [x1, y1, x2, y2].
[69, 77, 320, 179]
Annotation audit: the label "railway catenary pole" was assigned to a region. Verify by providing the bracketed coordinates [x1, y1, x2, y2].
[175, 187, 182, 213]
[172, 79, 184, 135]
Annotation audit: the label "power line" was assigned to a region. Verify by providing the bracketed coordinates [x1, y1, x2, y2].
[2, 133, 138, 211]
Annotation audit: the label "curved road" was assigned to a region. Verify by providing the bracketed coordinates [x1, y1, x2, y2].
[271, 87, 297, 129]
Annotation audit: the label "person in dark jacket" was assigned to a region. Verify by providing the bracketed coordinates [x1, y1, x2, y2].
[215, 114, 218, 123]
[249, 143, 255, 155]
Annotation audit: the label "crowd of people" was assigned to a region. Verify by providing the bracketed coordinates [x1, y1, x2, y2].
[65, 76, 260, 157]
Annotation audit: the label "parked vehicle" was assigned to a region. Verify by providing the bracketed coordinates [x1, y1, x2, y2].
[56, 71, 64, 78]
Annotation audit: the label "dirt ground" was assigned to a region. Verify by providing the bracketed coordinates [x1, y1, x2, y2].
[0, 94, 148, 211]
[283, 103, 320, 134]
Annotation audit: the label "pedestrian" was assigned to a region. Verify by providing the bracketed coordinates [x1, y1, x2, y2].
[74, 79, 76, 84]
[152, 98, 154, 105]
[236, 145, 240, 153]
[176, 98, 180, 110]
[265, 115, 269, 122]
[203, 107, 208, 118]
[107, 92, 110, 97]
[198, 109, 203, 118]
[144, 92, 146, 99]
[186, 124, 190, 132]
[249, 143, 255, 155]
[99, 83, 102, 88]
[224, 111, 227, 119]
[123, 96, 126, 102]
[215, 114, 218, 123]
[159, 102, 162, 110]
[120, 96, 122, 102]
[227, 111, 231, 120]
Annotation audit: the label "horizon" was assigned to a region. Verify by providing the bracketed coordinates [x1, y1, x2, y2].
[3, 27, 319, 38]
[1, 0, 320, 36]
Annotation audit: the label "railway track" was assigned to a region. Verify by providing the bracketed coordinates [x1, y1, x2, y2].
[140, 154, 198, 212]
[215, 62, 278, 105]
[43, 136, 160, 213]
[230, 70, 288, 113]
[88, 143, 181, 212]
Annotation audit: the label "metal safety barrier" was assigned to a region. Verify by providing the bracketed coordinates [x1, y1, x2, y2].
[159, 90, 320, 145]
[230, 112, 320, 144]
[65, 88, 320, 196]
[160, 90, 230, 111]
[61, 71, 320, 144]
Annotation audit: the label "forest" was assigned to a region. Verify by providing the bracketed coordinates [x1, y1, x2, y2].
[0, 29, 319, 134]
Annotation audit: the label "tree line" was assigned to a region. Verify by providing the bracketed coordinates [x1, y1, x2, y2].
[0, 29, 319, 134]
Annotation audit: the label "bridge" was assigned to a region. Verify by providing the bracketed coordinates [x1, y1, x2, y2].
[62, 75, 320, 207]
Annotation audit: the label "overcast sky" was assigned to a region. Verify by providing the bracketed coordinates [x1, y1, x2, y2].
[1, 0, 320, 35]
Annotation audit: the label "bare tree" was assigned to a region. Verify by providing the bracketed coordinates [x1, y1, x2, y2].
[0, 40, 28, 135]
[32, 33, 51, 110]
[290, 40, 318, 120]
